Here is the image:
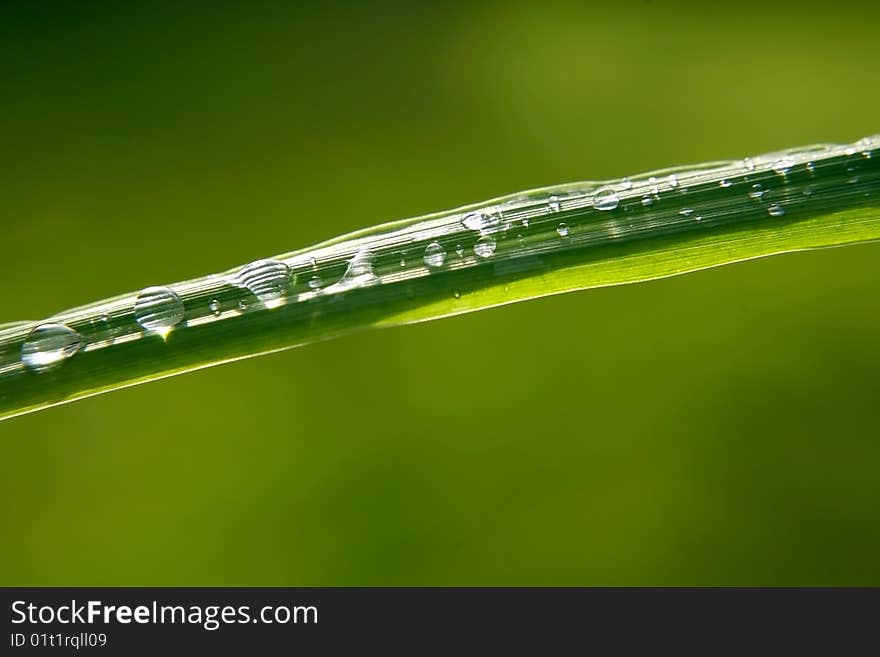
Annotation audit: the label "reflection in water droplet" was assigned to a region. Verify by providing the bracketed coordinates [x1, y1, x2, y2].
[134, 286, 185, 334]
[209, 300, 221, 316]
[423, 242, 446, 268]
[749, 183, 765, 200]
[474, 237, 496, 258]
[593, 187, 619, 211]
[234, 259, 291, 301]
[768, 203, 785, 217]
[548, 196, 561, 212]
[21, 323, 82, 372]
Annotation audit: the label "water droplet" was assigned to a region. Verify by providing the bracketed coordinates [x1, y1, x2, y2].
[209, 299, 221, 315]
[767, 203, 785, 217]
[324, 248, 379, 293]
[803, 186, 814, 196]
[743, 157, 756, 171]
[455, 245, 465, 258]
[548, 196, 561, 212]
[749, 183, 765, 200]
[772, 156, 796, 175]
[556, 223, 569, 237]
[521, 219, 530, 228]
[308, 275, 323, 290]
[133, 286, 185, 334]
[21, 323, 82, 372]
[619, 178, 633, 190]
[399, 258, 406, 268]
[806, 161, 816, 174]
[593, 187, 619, 211]
[233, 259, 291, 302]
[679, 208, 694, 217]
[453, 290, 461, 299]
[238, 300, 249, 311]
[474, 237, 496, 258]
[666, 174, 679, 188]
[423, 242, 446, 268]
[719, 179, 733, 188]
[641, 195, 653, 206]
[462, 209, 502, 233]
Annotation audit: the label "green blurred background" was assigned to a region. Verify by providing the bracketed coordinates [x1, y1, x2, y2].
[1, 0, 879, 585]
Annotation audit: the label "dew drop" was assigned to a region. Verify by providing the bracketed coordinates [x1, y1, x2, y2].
[21, 323, 82, 372]
[806, 161, 816, 174]
[803, 186, 814, 196]
[767, 203, 785, 217]
[233, 259, 291, 302]
[474, 236, 496, 258]
[743, 157, 756, 171]
[593, 187, 620, 211]
[455, 244, 465, 258]
[666, 174, 679, 188]
[556, 223, 569, 237]
[331, 248, 379, 291]
[679, 208, 694, 217]
[719, 179, 733, 188]
[209, 299, 221, 316]
[462, 210, 503, 233]
[308, 275, 323, 290]
[453, 290, 461, 299]
[423, 242, 446, 268]
[399, 258, 406, 268]
[521, 219, 530, 228]
[749, 183, 765, 200]
[133, 286, 185, 334]
[548, 196, 561, 212]
[641, 195, 653, 206]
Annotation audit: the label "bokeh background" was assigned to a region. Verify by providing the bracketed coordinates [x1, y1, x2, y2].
[2, 0, 879, 585]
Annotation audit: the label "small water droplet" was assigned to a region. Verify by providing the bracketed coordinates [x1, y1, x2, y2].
[453, 290, 461, 299]
[773, 156, 796, 175]
[556, 223, 569, 237]
[308, 275, 323, 290]
[806, 161, 816, 174]
[521, 219, 530, 228]
[803, 186, 814, 196]
[679, 208, 694, 217]
[719, 179, 733, 188]
[548, 196, 561, 212]
[743, 157, 756, 171]
[666, 174, 678, 188]
[749, 183, 765, 200]
[767, 203, 785, 217]
[423, 242, 446, 268]
[238, 300, 249, 311]
[309, 257, 317, 269]
[455, 244, 465, 258]
[330, 248, 379, 291]
[209, 299, 221, 315]
[399, 258, 406, 268]
[21, 323, 82, 372]
[134, 286, 185, 334]
[474, 236, 496, 258]
[593, 187, 620, 211]
[233, 259, 291, 302]
[641, 195, 653, 206]
[619, 178, 633, 190]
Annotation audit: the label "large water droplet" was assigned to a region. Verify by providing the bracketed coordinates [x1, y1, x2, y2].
[423, 242, 446, 268]
[593, 187, 620, 211]
[133, 286, 184, 334]
[21, 323, 82, 372]
[473, 237, 496, 258]
[233, 259, 291, 302]
[462, 209, 503, 233]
